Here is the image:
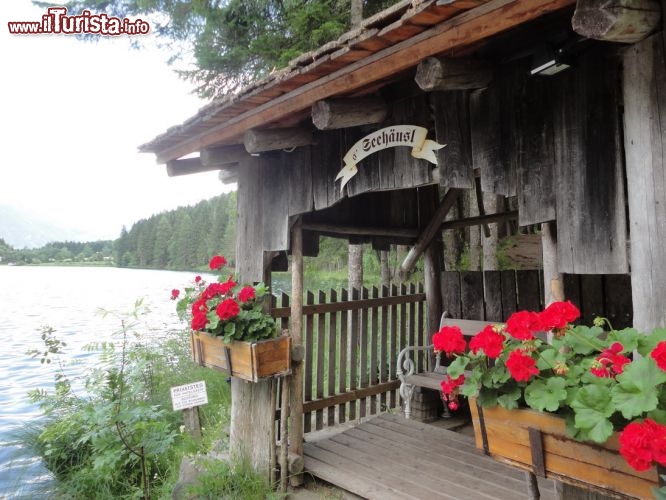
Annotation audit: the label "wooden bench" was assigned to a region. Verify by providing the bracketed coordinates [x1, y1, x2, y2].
[396, 314, 497, 420]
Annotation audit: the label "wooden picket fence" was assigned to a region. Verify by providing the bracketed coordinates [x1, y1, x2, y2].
[271, 270, 632, 434]
[271, 284, 427, 434]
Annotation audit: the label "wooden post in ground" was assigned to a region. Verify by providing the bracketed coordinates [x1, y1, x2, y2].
[541, 221, 564, 307]
[622, 31, 666, 333]
[181, 407, 202, 442]
[289, 218, 305, 486]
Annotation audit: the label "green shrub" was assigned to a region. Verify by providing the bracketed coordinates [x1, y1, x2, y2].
[24, 300, 231, 499]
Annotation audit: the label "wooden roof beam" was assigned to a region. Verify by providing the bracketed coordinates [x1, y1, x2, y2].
[201, 144, 249, 167]
[415, 57, 493, 91]
[572, 0, 660, 43]
[400, 188, 462, 278]
[153, 0, 576, 163]
[311, 97, 388, 130]
[243, 127, 314, 154]
[166, 157, 215, 177]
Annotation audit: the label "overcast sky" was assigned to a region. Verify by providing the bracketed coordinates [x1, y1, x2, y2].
[1, 1, 232, 241]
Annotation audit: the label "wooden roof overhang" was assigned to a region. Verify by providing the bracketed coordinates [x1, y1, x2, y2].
[140, 0, 576, 164]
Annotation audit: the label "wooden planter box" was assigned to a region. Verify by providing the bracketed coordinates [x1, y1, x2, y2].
[469, 398, 660, 499]
[190, 332, 291, 382]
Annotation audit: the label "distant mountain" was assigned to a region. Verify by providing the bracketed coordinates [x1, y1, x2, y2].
[0, 205, 98, 249]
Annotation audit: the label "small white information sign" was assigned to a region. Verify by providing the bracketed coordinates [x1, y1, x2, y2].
[170, 381, 208, 411]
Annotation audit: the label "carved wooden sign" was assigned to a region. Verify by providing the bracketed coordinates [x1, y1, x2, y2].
[335, 125, 445, 191]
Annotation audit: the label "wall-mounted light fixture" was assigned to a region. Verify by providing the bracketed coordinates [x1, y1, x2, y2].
[530, 46, 571, 76]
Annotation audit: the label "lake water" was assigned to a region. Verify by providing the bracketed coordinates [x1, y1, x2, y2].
[0, 266, 208, 499]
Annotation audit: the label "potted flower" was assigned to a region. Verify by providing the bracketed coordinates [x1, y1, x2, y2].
[172, 254, 290, 382]
[433, 301, 666, 498]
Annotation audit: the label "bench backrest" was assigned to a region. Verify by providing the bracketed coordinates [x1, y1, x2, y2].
[440, 317, 501, 337]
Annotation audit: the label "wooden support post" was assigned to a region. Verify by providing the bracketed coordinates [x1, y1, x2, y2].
[541, 221, 564, 307]
[572, 0, 661, 43]
[400, 189, 461, 278]
[289, 218, 304, 487]
[622, 33, 666, 332]
[182, 407, 202, 442]
[279, 378, 290, 492]
[311, 97, 388, 130]
[415, 57, 493, 91]
[424, 242, 443, 368]
[244, 128, 314, 154]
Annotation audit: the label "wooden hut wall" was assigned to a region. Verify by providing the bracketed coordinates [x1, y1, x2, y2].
[552, 49, 627, 274]
[463, 48, 628, 275]
[236, 157, 265, 283]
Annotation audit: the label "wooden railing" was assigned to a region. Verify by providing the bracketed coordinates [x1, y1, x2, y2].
[272, 284, 427, 434]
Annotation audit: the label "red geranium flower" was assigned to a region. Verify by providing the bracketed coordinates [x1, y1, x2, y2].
[170, 289, 180, 300]
[195, 275, 202, 284]
[591, 342, 630, 378]
[216, 298, 240, 321]
[540, 300, 580, 330]
[505, 310, 542, 340]
[505, 349, 539, 382]
[238, 286, 256, 303]
[469, 325, 505, 359]
[209, 255, 227, 270]
[619, 419, 666, 471]
[651, 341, 666, 371]
[191, 298, 208, 315]
[219, 278, 237, 296]
[191, 311, 208, 331]
[432, 326, 466, 356]
[440, 374, 465, 395]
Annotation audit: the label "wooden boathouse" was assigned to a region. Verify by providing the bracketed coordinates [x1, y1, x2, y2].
[141, 0, 665, 496]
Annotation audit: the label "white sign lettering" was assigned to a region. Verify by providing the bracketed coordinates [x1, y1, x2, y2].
[335, 125, 445, 192]
[170, 380, 208, 411]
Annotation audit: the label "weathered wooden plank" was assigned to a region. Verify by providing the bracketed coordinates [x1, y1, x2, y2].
[331, 430, 526, 500]
[313, 439, 467, 499]
[261, 154, 290, 251]
[460, 271, 484, 319]
[432, 91, 474, 189]
[348, 288, 360, 421]
[302, 445, 411, 500]
[304, 291, 315, 434]
[236, 157, 264, 282]
[370, 287, 379, 414]
[271, 291, 426, 317]
[380, 285, 389, 410]
[484, 270, 503, 322]
[516, 269, 541, 312]
[359, 287, 369, 419]
[554, 47, 628, 274]
[516, 70, 556, 226]
[316, 290, 326, 431]
[345, 126, 378, 198]
[500, 270, 517, 320]
[441, 270, 462, 318]
[338, 288, 349, 423]
[603, 274, 632, 330]
[622, 32, 666, 331]
[288, 147, 314, 216]
[313, 130, 344, 211]
[417, 282, 427, 371]
[389, 284, 398, 408]
[327, 289, 337, 427]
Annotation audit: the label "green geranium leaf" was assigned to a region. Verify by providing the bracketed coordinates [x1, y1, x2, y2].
[570, 385, 615, 443]
[637, 328, 666, 357]
[490, 365, 510, 385]
[497, 387, 521, 410]
[607, 328, 641, 353]
[611, 357, 666, 419]
[563, 325, 605, 355]
[537, 348, 564, 371]
[446, 356, 468, 380]
[525, 377, 567, 412]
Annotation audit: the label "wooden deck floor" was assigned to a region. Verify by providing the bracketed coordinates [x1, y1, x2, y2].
[303, 412, 558, 500]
